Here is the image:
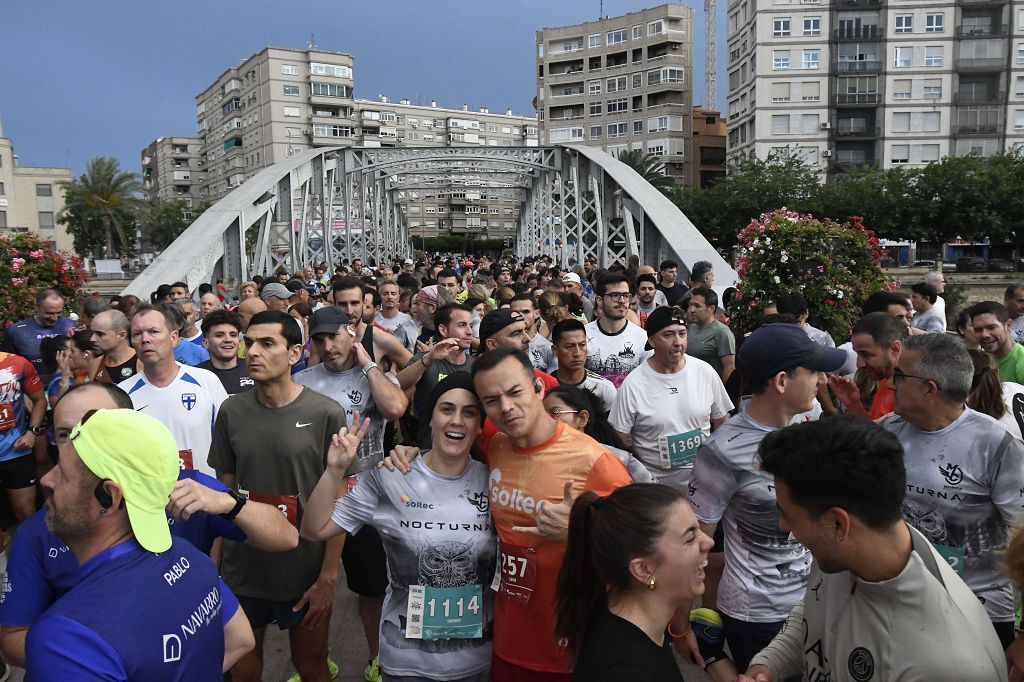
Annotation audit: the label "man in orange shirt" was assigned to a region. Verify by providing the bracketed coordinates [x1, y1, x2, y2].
[473, 348, 631, 680]
[829, 312, 907, 419]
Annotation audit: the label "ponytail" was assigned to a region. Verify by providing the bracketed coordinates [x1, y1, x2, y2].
[555, 490, 602, 659]
[967, 349, 1006, 420]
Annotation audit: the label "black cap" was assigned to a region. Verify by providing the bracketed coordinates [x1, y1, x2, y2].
[423, 373, 479, 422]
[738, 323, 848, 385]
[644, 306, 687, 349]
[478, 309, 524, 352]
[285, 279, 306, 293]
[308, 307, 351, 337]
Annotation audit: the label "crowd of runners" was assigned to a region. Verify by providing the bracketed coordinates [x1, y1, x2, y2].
[1, 253, 1024, 680]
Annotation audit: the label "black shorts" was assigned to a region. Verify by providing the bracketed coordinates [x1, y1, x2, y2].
[0, 454, 37, 490]
[341, 525, 388, 597]
[712, 523, 725, 553]
[236, 594, 310, 630]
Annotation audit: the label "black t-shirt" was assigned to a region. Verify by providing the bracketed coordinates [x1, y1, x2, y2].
[572, 608, 684, 682]
[196, 359, 254, 395]
[656, 281, 690, 307]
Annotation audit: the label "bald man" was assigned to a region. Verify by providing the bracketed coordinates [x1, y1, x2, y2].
[237, 298, 267, 333]
[91, 310, 142, 384]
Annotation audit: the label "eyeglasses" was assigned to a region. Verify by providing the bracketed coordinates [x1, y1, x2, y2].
[891, 368, 937, 388]
[602, 292, 631, 301]
[547, 408, 580, 418]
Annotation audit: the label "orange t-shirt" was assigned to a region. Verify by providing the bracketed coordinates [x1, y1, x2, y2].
[869, 376, 895, 419]
[487, 420, 631, 673]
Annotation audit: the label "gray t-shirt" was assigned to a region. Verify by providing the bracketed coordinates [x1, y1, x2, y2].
[689, 410, 810, 621]
[208, 387, 351, 601]
[331, 457, 495, 680]
[912, 306, 946, 333]
[880, 408, 1024, 621]
[686, 320, 735, 377]
[294, 363, 399, 468]
[376, 312, 417, 353]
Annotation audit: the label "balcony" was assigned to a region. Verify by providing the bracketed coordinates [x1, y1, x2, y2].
[957, 23, 1008, 37]
[958, 0, 1007, 5]
[835, 59, 882, 74]
[833, 93, 881, 106]
[834, 125, 881, 138]
[833, 0, 880, 8]
[833, 26, 884, 41]
[833, 159, 878, 171]
[548, 68, 586, 79]
[952, 122, 1001, 134]
[956, 57, 1005, 71]
[953, 91, 1005, 103]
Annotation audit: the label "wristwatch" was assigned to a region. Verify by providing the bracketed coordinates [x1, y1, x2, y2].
[220, 489, 247, 521]
[29, 424, 46, 435]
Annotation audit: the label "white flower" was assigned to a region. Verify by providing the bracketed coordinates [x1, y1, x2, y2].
[837, 290, 844, 299]
[773, 275, 781, 284]
[780, 255, 789, 263]
[787, 217, 797, 223]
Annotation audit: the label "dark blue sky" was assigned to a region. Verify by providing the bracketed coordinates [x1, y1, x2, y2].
[2, 0, 720, 175]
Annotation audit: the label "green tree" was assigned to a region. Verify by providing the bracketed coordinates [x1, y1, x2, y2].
[142, 200, 208, 250]
[58, 157, 142, 259]
[615, 150, 675, 195]
[909, 154, 996, 243]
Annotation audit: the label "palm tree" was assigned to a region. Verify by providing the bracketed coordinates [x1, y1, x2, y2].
[58, 157, 142, 258]
[615, 149, 676, 196]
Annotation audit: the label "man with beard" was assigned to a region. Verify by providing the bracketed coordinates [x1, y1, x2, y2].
[635, 273, 662, 327]
[970, 301, 1024, 384]
[584, 273, 648, 387]
[510, 293, 556, 372]
[330, 277, 411, 373]
[829, 312, 907, 419]
[374, 280, 416, 353]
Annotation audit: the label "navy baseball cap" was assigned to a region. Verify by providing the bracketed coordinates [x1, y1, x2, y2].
[308, 307, 351, 338]
[478, 309, 524, 352]
[644, 306, 687, 349]
[738, 323, 847, 385]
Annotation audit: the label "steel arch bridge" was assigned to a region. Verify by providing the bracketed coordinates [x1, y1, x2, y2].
[122, 145, 736, 298]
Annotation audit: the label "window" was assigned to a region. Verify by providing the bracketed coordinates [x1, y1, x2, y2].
[924, 80, 942, 99]
[920, 144, 940, 163]
[0, 211, 6, 229]
[1019, 9, 1024, 31]
[803, 17, 821, 36]
[588, 80, 602, 95]
[923, 112, 940, 132]
[38, 212, 54, 229]
[800, 113, 819, 133]
[891, 144, 910, 164]
[283, 85, 300, 96]
[607, 98, 628, 113]
[797, 81, 820, 102]
[589, 34, 601, 48]
[772, 114, 791, 134]
[607, 76, 627, 93]
[893, 79, 912, 99]
[311, 82, 351, 98]
[773, 50, 791, 70]
[894, 47, 912, 67]
[647, 67, 684, 85]
[647, 143, 665, 156]
[648, 20, 665, 35]
[632, 25, 643, 39]
[634, 120, 643, 134]
[310, 62, 352, 78]
[548, 127, 584, 142]
[589, 102, 602, 116]
[0, 182, 4, 195]
[35, 184, 52, 197]
[893, 112, 911, 132]
[924, 46, 942, 67]
[590, 125, 602, 139]
[283, 106, 300, 117]
[798, 147, 819, 165]
[772, 82, 792, 102]
[774, 18, 791, 37]
[311, 124, 353, 138]
[607, 122, 627, 138]
[607, 29, 628, 45]
[281, 64, 299, 75]
[1018, 44, 1024, 65]
[803, 50, 820, 69]
[926, 13, 943, 32]
[1017, 76, 1024, 96]
[1015, 110, 1024, 129]
[632, 73, 643, 89]
[895, 15, 913, 33]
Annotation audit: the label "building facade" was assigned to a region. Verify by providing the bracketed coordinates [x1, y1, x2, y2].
[692, 107, 728, 187]
[0, 119, 73, 252]
[141, 136, 204, 213]
[190, 46, 538, 238]
[535, 4, 695, 183]
[727, 0, 1024, 176]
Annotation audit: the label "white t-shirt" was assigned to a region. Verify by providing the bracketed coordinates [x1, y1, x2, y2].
[997, 381, 1024, 439]
[558, 370, 618, 414]
[1011, 315, 1024, 344]
[527, 333, 557, 373]
[609, 357, 733, 491]
[375, 311, 414, 334]
[934, 294, 947, 330]
[805, 324, 835, 348]
[119, 364, 228, 476]
[584, 320, 650, 388]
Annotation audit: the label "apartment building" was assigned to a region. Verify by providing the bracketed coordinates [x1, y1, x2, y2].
[536, 4, 695, 183]
[727, 0, 1024, 176]
[141, 136, 203, 213]
[692, 107, 728, 187]
[0, 118, 73, 252]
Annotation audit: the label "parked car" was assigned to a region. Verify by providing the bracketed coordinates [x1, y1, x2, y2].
[956, 257, 988, 273]
[987, 258, 1014, 272]
[913, 260, 937, 268]
[942, 261, 958, 273]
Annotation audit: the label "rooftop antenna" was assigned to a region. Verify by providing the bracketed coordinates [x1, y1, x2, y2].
[308, 33, 316, 49]
[600, 0, 604, 18]
[704, 0, 716, 107]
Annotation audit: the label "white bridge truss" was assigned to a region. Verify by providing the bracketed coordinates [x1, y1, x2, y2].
[123, 145, 736, 298]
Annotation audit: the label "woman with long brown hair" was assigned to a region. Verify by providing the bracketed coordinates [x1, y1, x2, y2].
[967, 348, 1024, 439]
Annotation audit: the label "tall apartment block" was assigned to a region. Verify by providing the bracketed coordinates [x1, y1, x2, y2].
[726, 0, 1024, 175]
[141, 136, 204, 216]
[189, 46, 538, 238]
[535, 4, 696, 183]
[0, 118, 73, 252]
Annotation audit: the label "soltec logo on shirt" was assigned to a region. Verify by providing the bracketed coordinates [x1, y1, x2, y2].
[489, 469, 545, 516]
[399, 494, 435, 510]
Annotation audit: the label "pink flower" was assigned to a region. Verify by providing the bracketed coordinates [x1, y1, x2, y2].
[60, 263, 70, 272]
[11, 278, 23, 286]
[817, 266, 825, 273]
[28, 250, 44, 259]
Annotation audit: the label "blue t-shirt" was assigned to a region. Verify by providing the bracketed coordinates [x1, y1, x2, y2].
[45, 375, 76, 446]
[25, 537, 238, 682]
[1, 316, 75, 384]
[0, 472, 245, 628]
[173, 340, 210, 367]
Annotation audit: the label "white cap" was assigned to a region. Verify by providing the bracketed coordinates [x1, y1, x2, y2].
[403, 258, 414, 265]
[562, 272, 582, 285]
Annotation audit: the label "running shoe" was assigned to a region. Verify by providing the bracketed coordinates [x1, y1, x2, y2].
[363, 656, 381, 682]
[283, 653, 340, 681]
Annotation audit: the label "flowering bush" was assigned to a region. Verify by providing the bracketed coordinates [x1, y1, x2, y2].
[0, 233, 89, 337]
[727, 209, 896, 342]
